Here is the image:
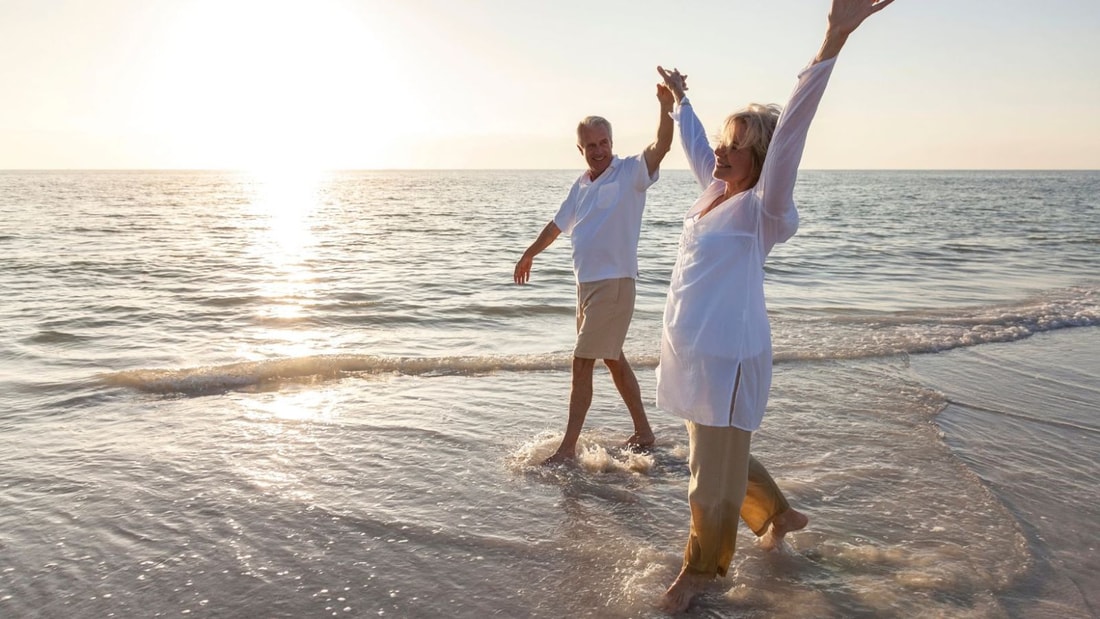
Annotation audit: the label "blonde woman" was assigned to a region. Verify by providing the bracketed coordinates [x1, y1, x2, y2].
[655, 0, 897, 612]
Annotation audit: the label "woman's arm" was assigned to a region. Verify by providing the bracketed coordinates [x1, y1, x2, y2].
[757, 60, 835, 219]
[657, 66, 715, 191]
[759, 0, 895, 218]
[817, 0, 895, 62]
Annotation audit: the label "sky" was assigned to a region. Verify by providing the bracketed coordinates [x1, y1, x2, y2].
[2, 0, 1098, 171]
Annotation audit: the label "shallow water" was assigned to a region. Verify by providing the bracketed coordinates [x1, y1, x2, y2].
[913, 328, 1100, 618]
[1, 170, 1098, 617]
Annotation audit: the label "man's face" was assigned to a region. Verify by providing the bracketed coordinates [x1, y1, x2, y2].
[577, 125, 613, 179]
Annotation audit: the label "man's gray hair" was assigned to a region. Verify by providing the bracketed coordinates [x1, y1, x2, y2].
[577, 116, 613, 144]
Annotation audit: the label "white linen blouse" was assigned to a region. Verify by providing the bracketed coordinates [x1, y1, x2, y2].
[656, 57, 836, 429]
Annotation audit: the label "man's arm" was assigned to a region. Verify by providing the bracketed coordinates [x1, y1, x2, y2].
[513, 220, 561, 284]
[643, 83, 676, 177]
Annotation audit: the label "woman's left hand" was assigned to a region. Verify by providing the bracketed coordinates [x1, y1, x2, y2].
[656, 66, 689, 103]
[827, 0, 895, 38]
[817, 0, 896, 61]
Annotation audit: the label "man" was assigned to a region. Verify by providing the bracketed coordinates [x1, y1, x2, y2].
[513, 80, 675, 465]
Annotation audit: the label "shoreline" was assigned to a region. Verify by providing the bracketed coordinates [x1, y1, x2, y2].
[913, 327, 1100, 617]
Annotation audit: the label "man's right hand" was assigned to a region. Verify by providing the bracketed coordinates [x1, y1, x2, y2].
[514, 255, 533, 284]
[514, 220, 560, 284]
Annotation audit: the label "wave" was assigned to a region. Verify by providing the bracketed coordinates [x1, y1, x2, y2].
[947, 400, 1100, 436]
[101, 353, 579, 396]
[773, 285, 1100, 361]
[26, 330, 92, 344]
[101, 287, 1099, 396]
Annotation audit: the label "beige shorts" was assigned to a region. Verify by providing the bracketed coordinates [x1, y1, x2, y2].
[574, 277, 636, 360]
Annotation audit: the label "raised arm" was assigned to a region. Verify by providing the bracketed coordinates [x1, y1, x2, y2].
[657, 66, 715, 190]
[643, 83, 676, 178]
[513, 220, 561, 285]
[817, 0, 895, 62]
[759, 0, 895, 217]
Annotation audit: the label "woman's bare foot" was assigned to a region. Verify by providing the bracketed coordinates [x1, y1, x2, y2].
[657, 568, 713, 614]
[760, 508, 809, 550]
[624, 430, 655, 451]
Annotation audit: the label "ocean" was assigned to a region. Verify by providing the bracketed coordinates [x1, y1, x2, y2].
[1, 169, 1097, 618]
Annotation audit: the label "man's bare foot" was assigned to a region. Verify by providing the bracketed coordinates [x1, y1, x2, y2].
[541, 450, 575, 466]
[760, 508, 809, 550]
[624, 430, 655, 451]
[657, 568, 713, 614]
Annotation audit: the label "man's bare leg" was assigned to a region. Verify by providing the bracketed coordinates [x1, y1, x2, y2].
[543, 357, 596, 466]
[604, 352, 655, 449]
[658, 568, 713, 614]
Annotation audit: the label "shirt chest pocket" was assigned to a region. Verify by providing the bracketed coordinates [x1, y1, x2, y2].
[595, 182, 619, 209]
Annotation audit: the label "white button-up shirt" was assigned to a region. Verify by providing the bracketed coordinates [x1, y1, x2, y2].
[553, 153, 658, 283]
[657, 58, 835, 429]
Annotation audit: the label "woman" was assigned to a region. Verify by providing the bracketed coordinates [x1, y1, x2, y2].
[655, 0, 896, 612]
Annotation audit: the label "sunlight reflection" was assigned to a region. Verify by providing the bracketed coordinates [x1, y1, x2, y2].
[227, 390, 344, 505]
[243, 389, 340, 423]
[246, 168, 327, 261]
[242, 169, 328, 357]
[235, 329, 331, 361]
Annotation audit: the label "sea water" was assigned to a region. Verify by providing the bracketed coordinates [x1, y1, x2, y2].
[1, 169, 1097, 618]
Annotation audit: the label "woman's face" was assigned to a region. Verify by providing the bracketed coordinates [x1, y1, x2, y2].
[712, 120, 755, 190]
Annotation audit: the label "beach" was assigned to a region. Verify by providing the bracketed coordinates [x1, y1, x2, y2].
[1, 169, 1097, 617]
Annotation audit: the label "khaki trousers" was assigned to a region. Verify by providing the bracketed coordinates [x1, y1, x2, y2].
[682, 421, 791, 577]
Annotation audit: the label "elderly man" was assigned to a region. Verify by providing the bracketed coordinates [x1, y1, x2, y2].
[514, 81, 675, 465]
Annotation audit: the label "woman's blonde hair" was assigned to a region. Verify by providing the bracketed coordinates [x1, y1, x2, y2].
[717, 103, 782, 186]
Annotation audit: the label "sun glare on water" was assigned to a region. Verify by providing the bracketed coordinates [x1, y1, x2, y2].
[237, 167, 330, 359]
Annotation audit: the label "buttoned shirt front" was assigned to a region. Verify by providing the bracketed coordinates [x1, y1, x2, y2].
[553, 153, 658, 284]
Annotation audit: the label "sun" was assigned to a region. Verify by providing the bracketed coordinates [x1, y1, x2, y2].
[132, 0, 406, 170]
